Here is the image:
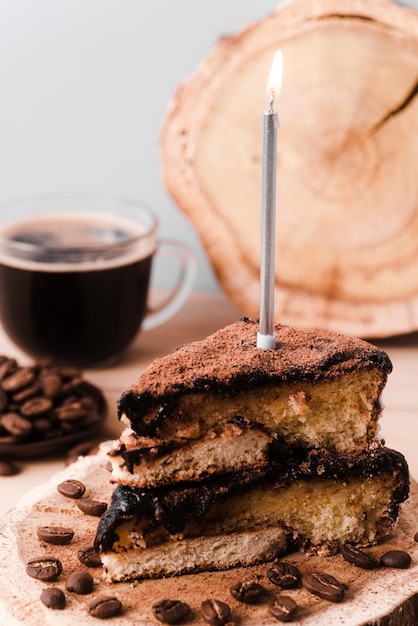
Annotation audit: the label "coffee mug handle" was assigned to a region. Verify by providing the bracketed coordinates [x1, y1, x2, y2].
[141, 239, 197, 331]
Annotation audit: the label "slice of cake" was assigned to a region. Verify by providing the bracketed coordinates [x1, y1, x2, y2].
[95, 318, 409, 583]
[96, 447, 409, 581]
[110, 318, 392, 488]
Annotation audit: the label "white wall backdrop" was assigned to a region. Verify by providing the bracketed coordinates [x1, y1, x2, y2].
[0, 0, 416, 291]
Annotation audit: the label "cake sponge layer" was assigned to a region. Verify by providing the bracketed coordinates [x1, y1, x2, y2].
[119, 320, 392, 426]
[96, 447, 409, 581]
[109, 424, 272, 488]
[100, 527, 287, 582]
[113, 321, 391, 487]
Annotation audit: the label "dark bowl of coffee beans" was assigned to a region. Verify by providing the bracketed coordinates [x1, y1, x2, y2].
[0, 355, 106, 459]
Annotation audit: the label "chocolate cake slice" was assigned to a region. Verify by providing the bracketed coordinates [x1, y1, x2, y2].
[96, 447, 409, 581]
[111, 318, 392, 488]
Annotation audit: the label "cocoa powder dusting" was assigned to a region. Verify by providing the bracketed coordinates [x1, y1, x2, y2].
[118, 318, 392, 424]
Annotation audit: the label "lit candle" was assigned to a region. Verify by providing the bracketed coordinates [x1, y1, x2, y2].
[257, 50, 283, 350]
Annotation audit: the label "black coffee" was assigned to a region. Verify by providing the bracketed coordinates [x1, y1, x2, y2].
[0, 212, 154, 366]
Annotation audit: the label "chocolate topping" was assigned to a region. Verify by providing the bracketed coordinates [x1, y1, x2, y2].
[117, 319, 392, 436]
[95, 447, 408, 553]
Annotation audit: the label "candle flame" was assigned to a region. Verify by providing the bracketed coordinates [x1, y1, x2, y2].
[267, 50, 283, 102]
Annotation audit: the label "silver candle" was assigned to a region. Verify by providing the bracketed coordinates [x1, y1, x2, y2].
[257, 51, 282, 350]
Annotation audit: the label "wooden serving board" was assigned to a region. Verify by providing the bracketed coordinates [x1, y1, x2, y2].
[161, 0, 418, 338]
[1, 446, 418, 626]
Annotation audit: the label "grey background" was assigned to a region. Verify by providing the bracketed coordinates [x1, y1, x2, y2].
[0, 0, 416, 291]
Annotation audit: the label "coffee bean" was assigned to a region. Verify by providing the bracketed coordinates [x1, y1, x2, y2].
[230, 580, 265, 604]
[380, 550, 411, 569]
[152, 599, 190, 624]
[0, 434, 16, 444]
[62, 377, 88, 395]
[267, 561, 301, 588]
[1, 412, 32, 438]
[20, 396, 53, 417]
[268, 595, 298, 622]
[37, 525, 74, 545]
[55, 401, 87, 422]
[60, 420, 82, 434]
[40, 373, 62, 398]
[0, 358, 17, 381]
[61, 419, 84, 434]
[1, 367, 35, 392]
[54, 365, 82, 379]
[302, 572, 345, 603]
[34, 357, 55, 370]
[26, 556, 62, 581]
[77, 544, 102, 568]
[0, 459, 20, 476]
[341, 544, 379, 570]
[76, 498, 107, 517]
[57, 479, 86, 499]
[201, 599, 231, 625]
[40, 587, 66, 610]
[65, 570, 94, 594]
[0, 388, 8, 410]
[87, 596, 122, 619]
[80, 395, 100, 412]
[12, 383, 42, 404]
[33, 417, 53, 434]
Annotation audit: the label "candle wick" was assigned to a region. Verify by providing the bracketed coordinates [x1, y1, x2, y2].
[268, 91, 275, 113]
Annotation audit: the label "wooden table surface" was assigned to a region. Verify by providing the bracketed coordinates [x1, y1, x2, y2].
[0, 290, 417, 518]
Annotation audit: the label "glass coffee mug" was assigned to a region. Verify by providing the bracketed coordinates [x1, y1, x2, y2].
[0, 194, 196, 367]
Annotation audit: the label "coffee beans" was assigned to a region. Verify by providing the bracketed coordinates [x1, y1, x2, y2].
[57, 479, 86, 499]
[0, 388, 7, 411]
[56, 402, 88, 422]
[230, 580, 265, 604]
[76, 497, 107, 517]
[40, 587, 66, 610]
[267, 561, 301, 588]
[2, 367, 35, 392]
[302, 571, 345, 603]
[152, 599, 190, 624]
[340, 544, 379, 570]
[26, 556, 62, 581]
[1, 412, 32, 437]
[27, 510, 414, 624]
[87, 596, 122, 619]
[268, 595, 298, 622]
[0, 358, 17, 381]
[200, 599, 231, 625]
[21, 396, 53, 417]
[12, 383, 41, 404]
[65, 570, 94, 594]
[380, 550, 411, 569]
[41, 373, 62, 398]
[77, 543, 102, 568]
[0, 355, 106, 455]
[37, 525, 74, 545]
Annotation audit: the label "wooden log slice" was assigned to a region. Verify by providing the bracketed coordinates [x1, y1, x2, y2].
[161, 0, 418, 338]
[1, 445, 418, 625]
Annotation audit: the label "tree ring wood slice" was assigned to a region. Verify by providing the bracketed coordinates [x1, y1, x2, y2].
[161, 0, 418, 337]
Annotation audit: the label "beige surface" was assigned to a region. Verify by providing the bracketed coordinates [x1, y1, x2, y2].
[0, 290, 418, 518]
